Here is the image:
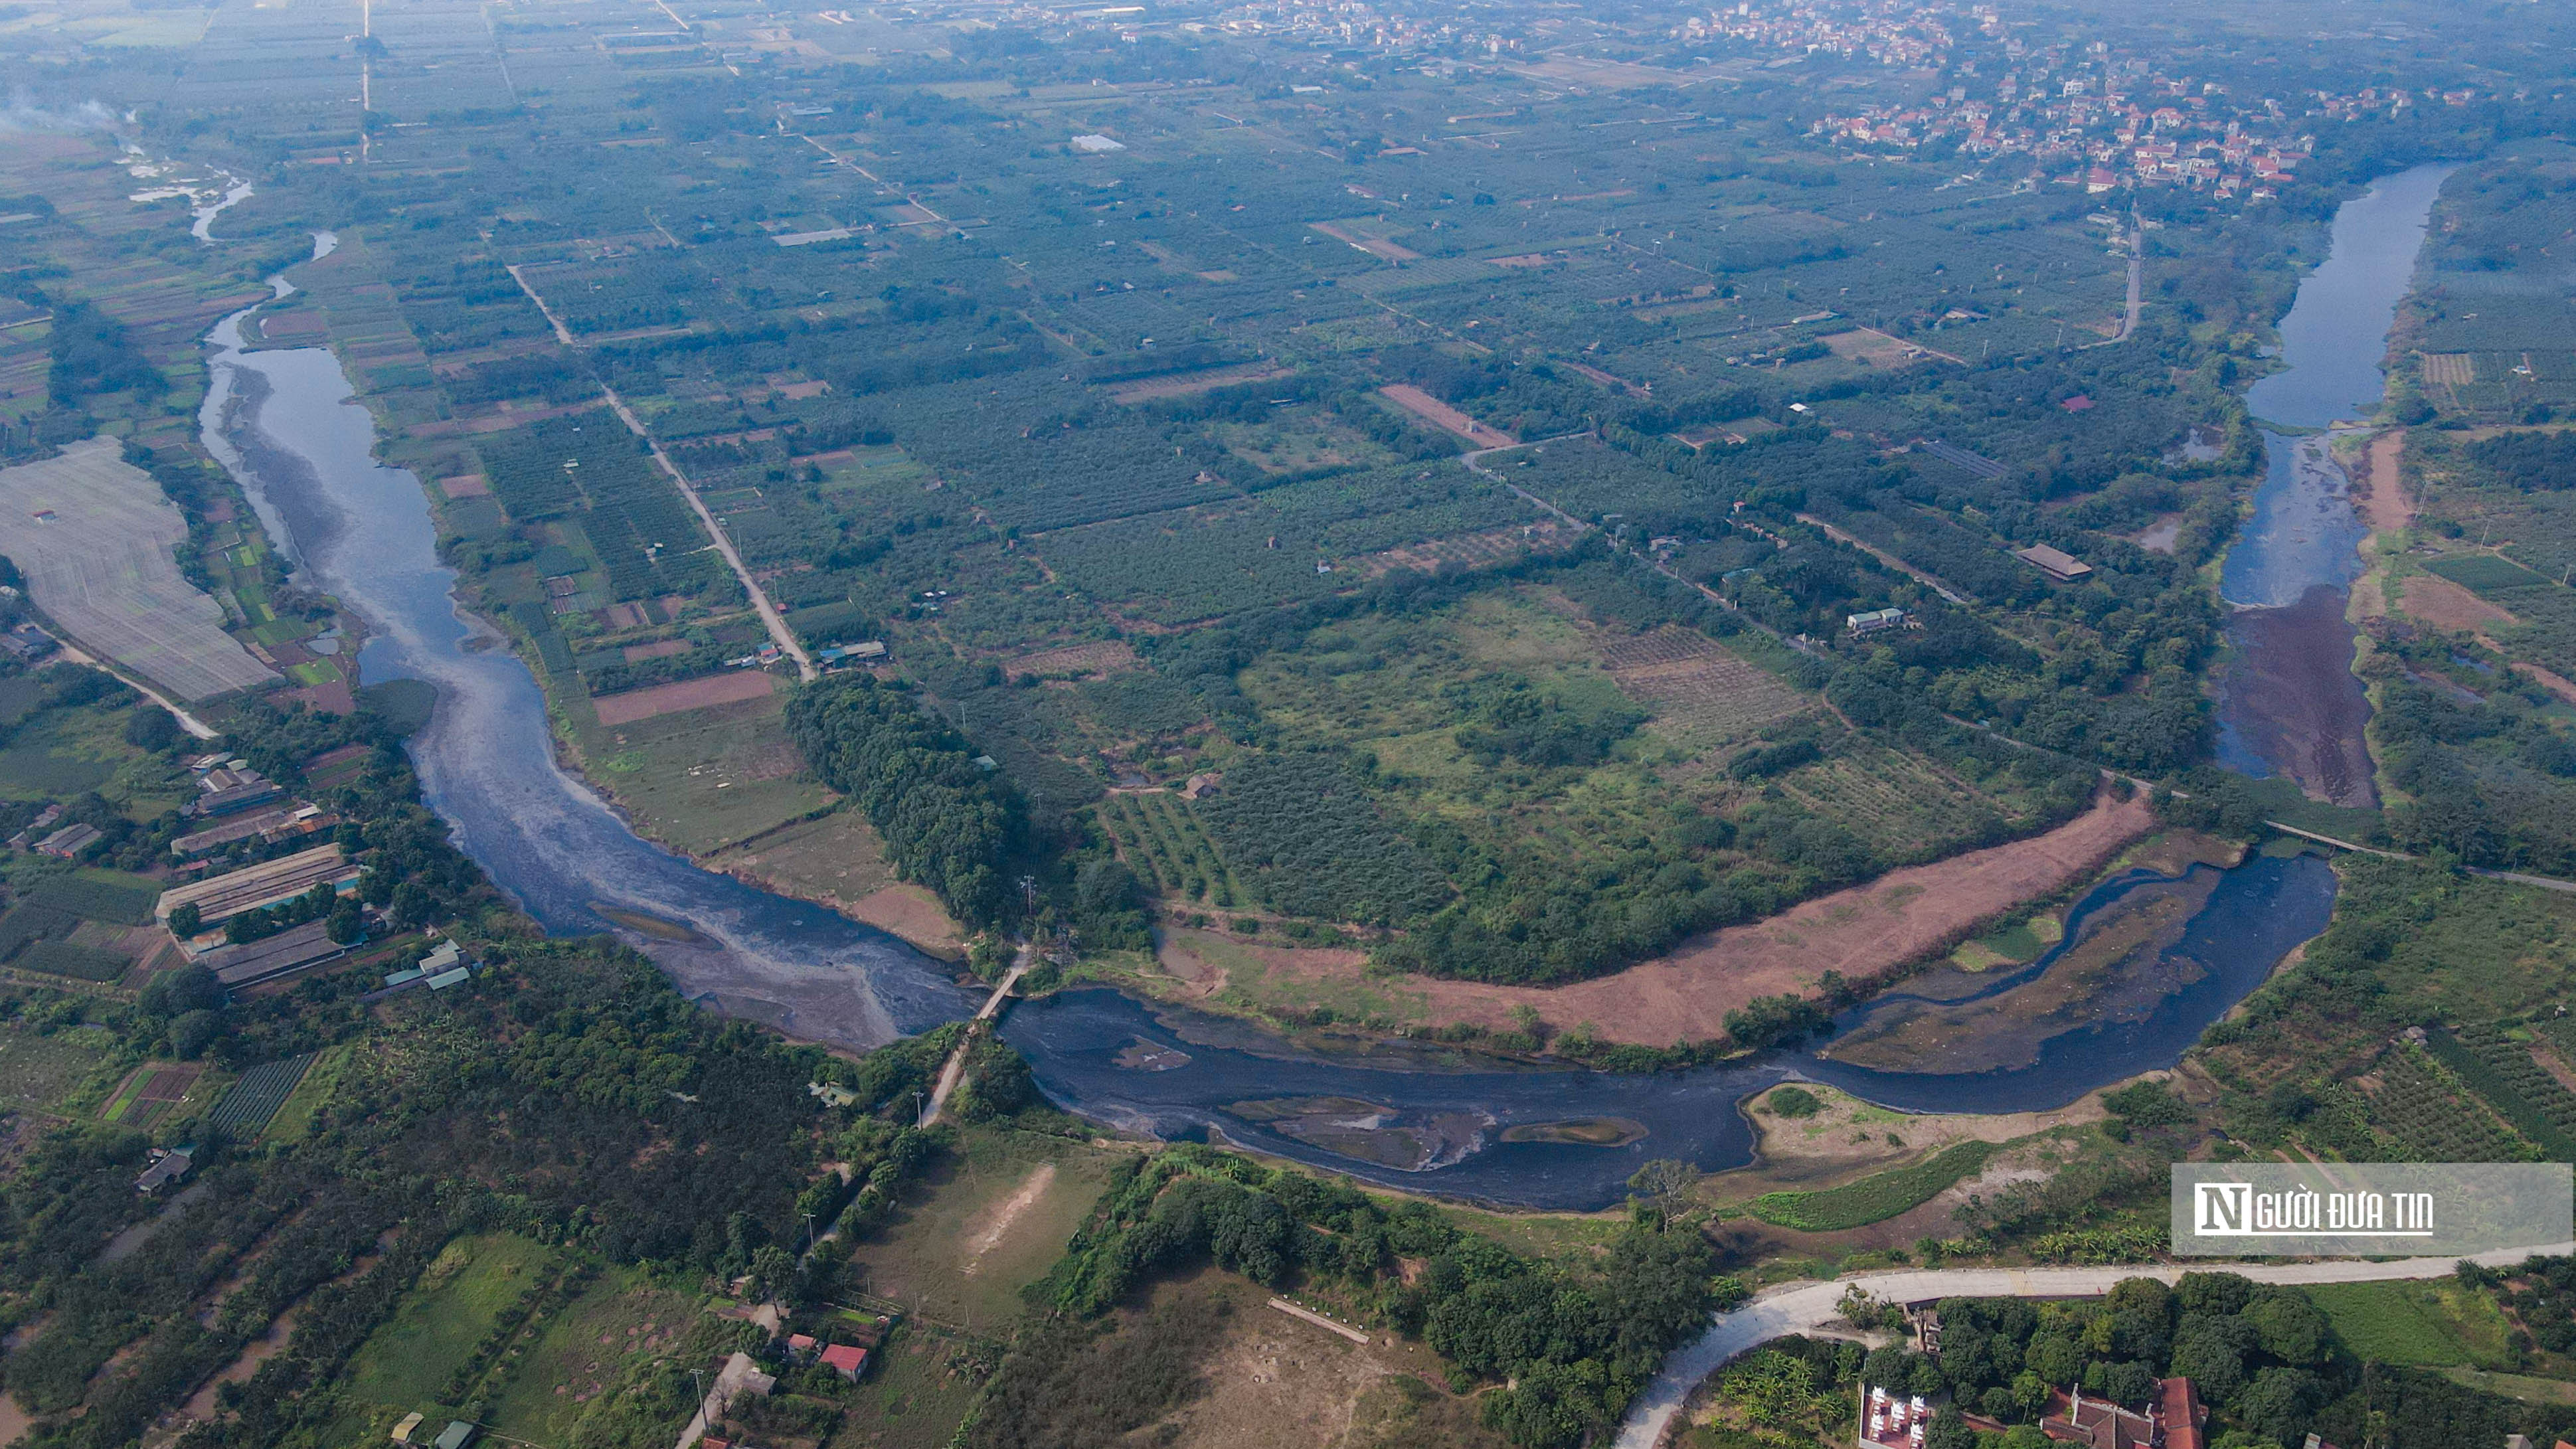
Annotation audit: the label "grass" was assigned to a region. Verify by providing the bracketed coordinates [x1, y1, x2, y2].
[483, 1264, 701, 1446]
[264, 1041, 355, 1145]
[846, 1125, 1122, 1335]
[826, 1321, 986, 1449]
[2425, 554, 2551, 595]
[2304, 1280, 2514, 1369]
[1742, 1140, 1998, 1233]
[576, 689, 831, 855]
[17, 939, 134, 981]
[29, 869, 163, 926]
[339, 1233, 562, 1416]
[0, 1025, 114, 1114]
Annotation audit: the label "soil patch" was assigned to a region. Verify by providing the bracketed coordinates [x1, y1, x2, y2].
[591, 670, 777, 725]
[1005, 638, 1139, 679]
[2398, 573, 2518, 632]
[1308, 222, 1420, 262]
[1207, 792, 2154, 1047]
[1109, 363, 1292, 404]
[2357, 430, 2413, 534]
[961, 1163, 1057, 1277]
[1377, 384, 1513, 446]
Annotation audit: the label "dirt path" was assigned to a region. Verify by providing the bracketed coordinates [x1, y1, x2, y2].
[960, 1163, 1056, 1277]
[1378, 384, 1514, 446]
[1221, 792, 2156, 1048]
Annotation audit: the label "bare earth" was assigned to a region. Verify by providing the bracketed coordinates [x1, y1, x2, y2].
[2356, 430, 2413, 533]
[2398, 574, 2518, 632]
[592, 670, 778, 726]
[961, 1163, 1057, 1276]
[1377, 384, 1515, 445]
[1193, 792, 2155, 1047]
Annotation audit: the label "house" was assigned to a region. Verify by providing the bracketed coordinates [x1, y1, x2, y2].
[1846, 607, 1910, 637]
[187, 766, 284, 819]
[35, 822, 100, 859]
[135, 1146, 195, 1196]
[1179, 772, 1223, 800]
[819, 1342, 868, 1381]
[786, 1332, 817, 1362]
[432, 1422, 476, 1449]
[2039, 1378, 2201, 1449]
[2014, 544, 2093, 582]
[2061, 394, 2097, 413]
[0, 624, 56, 661]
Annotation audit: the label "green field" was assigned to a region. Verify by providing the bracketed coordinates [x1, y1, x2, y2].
[2304, 1280, 2515, 1369]
[845, 1126, 1122, 1335]
[827, 1321, 986, 1449]
[2425, 553, 2552, 595]
[1742, 1140, 1998, 1234]
[578, 691, 832, 856]
[483, 1265, 702, 1446]
[339, 1234, 561, 1417]
[0, 1025, 116, 1114]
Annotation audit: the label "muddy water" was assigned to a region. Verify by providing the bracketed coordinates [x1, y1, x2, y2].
[2216, 164, 2457, 802]
[205, 242, 2342, 1210]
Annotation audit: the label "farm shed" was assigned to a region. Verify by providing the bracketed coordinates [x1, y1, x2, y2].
[2013, 544, 2093, 582]
[155, 843, 361, 930]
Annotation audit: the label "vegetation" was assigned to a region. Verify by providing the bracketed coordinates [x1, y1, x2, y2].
[1743, 1140, 1997, 1233]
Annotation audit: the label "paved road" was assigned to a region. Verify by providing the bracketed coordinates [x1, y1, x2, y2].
[2081, 217, 2144, 350]
[1615, 1242, 2576, 1449]
[503, 264, 816, 682]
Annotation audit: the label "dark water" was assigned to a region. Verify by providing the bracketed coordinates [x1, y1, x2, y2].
[202, 255, 2342, 1211]
[2216, 164, 2455, 802]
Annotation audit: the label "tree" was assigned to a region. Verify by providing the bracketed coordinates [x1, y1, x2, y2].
[165, 902, 201, 938]
[141, 963, 219, 1017]
[389, 881, 435, 931]
[2244, 1288, 2330, 1366]
[325, 899, 366, 945]
[124, 707, 179, 753]
[169, 1009, 222, 1059]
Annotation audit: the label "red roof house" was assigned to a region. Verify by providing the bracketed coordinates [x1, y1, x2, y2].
[819, 1343, 869, 1381]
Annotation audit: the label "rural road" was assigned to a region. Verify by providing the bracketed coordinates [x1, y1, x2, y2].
[1614, 1242, 2576, 1449]
[2081, 216, 2144, 349]
[920, 946, 1029, 1128]
[502, 264, 816, 682]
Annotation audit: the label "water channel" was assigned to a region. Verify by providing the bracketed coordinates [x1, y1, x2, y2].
[192, 165, 2435, 1212]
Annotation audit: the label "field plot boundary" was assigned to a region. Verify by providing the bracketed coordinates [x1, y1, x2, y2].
[592, 669, 778, 725]
[207, 1052, 316, 1140]
[0, 439, 278, 701]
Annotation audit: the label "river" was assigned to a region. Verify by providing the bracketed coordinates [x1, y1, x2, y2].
[200, 211, 2354, 1211]
[2215, 163, 2456, 804]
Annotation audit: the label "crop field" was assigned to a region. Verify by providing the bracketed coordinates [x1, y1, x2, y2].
[2423, 554, 2552, 595]
[1741, 1140, 1997, 1233]
[1774, 742, 2011, 863]
[0, 1025, 113, 1116]
[206, 1053, 317, 1142]
[590, 669, 779, 726]
[1100, 792, 1246, 908]
[339, 1234, 562, 1419]
[831, 1321, 988, 1449]
[580, 689, 831, 855]
[100, 1061, 203, 1128]
[2304, 1280, 2515, 1370]
[482, 1266, 701, 1447]
[2356, 1044, 2534, 1162]
[0, 439, 277, 700]
[1594, 624, 1812, 750]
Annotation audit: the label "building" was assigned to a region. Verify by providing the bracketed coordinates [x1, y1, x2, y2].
[389, 1411, 425, 1444]
[819, 1342, 868, 1381]
[2014, 544, 2094, 582]
[2039, 1378, 2202, 1449]
[34, 821, 100, 859]
[187, 765, 284, 819]
[432, 1422, 476, 1449]
[1847, 607, 1911, 636]
[135, 1146, 195, 1196]
[171, 802, 331, 861]
[0, 624, 56, 662]
[155, 842, 362, 932]
[197, 918, 354, 989]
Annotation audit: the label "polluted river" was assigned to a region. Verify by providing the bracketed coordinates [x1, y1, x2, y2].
[194, 167, 2443, 1213]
